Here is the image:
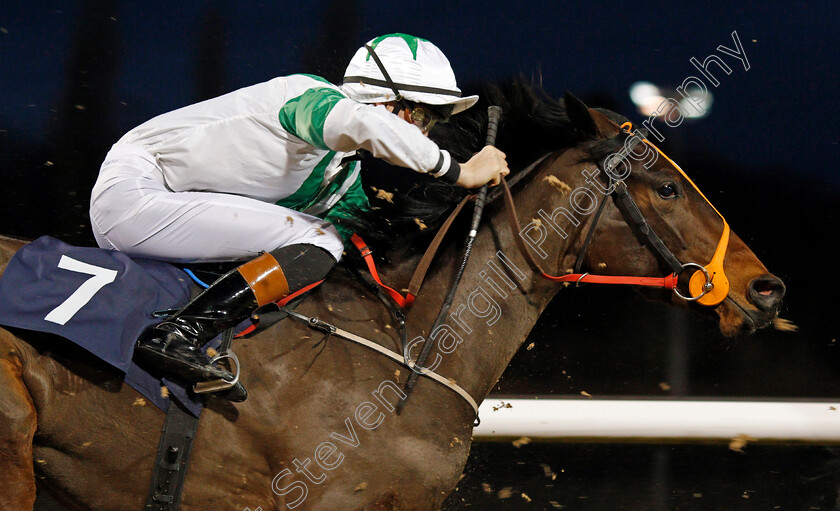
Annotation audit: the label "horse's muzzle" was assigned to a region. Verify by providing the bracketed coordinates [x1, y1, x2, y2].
[748, 274, 786, 314]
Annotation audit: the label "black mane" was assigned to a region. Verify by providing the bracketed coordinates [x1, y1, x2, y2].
[334, 79, 628, 259]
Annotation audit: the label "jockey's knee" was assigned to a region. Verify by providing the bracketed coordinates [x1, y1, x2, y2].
[268, 244, 337, 291]
[277, 222, 344, 262]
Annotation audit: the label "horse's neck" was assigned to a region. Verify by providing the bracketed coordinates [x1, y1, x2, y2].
[404, 149, 591, 402]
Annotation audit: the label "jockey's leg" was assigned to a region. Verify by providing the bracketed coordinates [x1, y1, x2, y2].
[89, 143, 346, 263]
[0, 331, 37, 510]
[134, 243, 337, 383]
[89, 144, 346, 385]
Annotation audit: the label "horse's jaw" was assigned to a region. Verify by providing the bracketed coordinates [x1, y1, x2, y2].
[715, 295, 779, 337]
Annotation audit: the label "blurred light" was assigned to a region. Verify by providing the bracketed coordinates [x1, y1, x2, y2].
[679, 88, 713, 119]
[630, 81, 714, 120]
[638, 95, 667, 116]
[629, 81, 660, 106]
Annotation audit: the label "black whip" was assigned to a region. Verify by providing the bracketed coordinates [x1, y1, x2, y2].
[397, 106, 503, 415]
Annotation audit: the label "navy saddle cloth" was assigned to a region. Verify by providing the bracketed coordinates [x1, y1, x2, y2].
[0, 236, 214, 416]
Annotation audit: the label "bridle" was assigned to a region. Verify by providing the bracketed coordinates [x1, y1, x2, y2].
[615, 121, 731, 305]
[350, 117, 734, 420]
[622, 123, 731, 306]
[491, 121, 732, 305]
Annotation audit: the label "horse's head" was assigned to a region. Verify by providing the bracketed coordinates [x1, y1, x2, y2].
[522, 93, 784, 336]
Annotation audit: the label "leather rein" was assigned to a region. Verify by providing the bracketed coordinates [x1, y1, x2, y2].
[356, 148, 707, 310]
[365, 122, 734, 307]
[289, 126, 729, 422]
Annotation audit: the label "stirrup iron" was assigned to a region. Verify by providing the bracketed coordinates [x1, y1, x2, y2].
[193, 349, 240, 394]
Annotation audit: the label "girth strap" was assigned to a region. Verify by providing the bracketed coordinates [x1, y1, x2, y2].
[267, 303, 480, 417]
[144, 397, 201, 510]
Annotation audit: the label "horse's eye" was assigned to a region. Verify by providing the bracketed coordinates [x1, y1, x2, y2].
[657, 183, 678, 199]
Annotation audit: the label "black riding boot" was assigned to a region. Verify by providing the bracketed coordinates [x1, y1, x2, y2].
[134, 244, 336, 387]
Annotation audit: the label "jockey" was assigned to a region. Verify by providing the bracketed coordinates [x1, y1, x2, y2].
[89, 33, 508, 386]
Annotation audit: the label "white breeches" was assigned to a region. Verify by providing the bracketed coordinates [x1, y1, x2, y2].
[89, 144, 345, 263]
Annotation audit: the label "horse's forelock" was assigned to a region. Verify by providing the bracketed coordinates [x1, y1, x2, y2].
[584, 133, 629, 166]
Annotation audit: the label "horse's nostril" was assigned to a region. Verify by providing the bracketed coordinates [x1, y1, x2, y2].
[748, 274, 786, 311]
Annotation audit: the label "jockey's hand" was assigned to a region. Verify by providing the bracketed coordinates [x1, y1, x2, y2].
[457, 146, 510, 189]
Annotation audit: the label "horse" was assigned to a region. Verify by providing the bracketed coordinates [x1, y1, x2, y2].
[0, 83, 785, 510]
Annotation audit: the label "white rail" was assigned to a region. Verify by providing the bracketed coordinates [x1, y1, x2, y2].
[472, 398, 840, 444]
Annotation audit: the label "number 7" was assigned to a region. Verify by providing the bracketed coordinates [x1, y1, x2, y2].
[44, 255, 118, 325]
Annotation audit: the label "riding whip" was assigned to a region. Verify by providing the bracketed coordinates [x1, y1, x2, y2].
[397, 106, 503, 417]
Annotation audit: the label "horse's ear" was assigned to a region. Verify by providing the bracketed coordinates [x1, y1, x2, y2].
[564, 92, 598, 137]
[565, 91, 622, 138]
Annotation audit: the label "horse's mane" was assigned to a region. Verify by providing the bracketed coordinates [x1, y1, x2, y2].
[334, 79, 631, 260]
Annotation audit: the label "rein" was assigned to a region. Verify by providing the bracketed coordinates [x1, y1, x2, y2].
[349, 154, 555, 312]
[340, 119, 733, 421]
[499, 178, 679, 289]
[353, 149, 684, 309]
[357, 123, 734, 305]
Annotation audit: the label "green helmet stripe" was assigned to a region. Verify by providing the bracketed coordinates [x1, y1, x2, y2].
[366, 33, 429, 61]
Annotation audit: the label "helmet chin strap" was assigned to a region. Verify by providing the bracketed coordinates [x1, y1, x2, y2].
[363, 43, 410, 113]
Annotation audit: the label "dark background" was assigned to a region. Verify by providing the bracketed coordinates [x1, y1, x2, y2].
[2, 1, 838, 509]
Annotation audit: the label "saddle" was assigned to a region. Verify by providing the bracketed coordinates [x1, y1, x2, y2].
[0, 237, 298, 510]
[0, 236, 279, 408]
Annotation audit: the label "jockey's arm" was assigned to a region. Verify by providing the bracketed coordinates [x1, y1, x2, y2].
[279, 87, 507, 189]
[322, 98, 463, 183]
[324, 100, 508, 189]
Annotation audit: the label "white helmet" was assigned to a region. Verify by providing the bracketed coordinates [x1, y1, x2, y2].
[341, 33, 478, 117]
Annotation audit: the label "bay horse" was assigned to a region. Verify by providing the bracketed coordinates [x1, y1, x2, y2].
[0, 84, 784, 510]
